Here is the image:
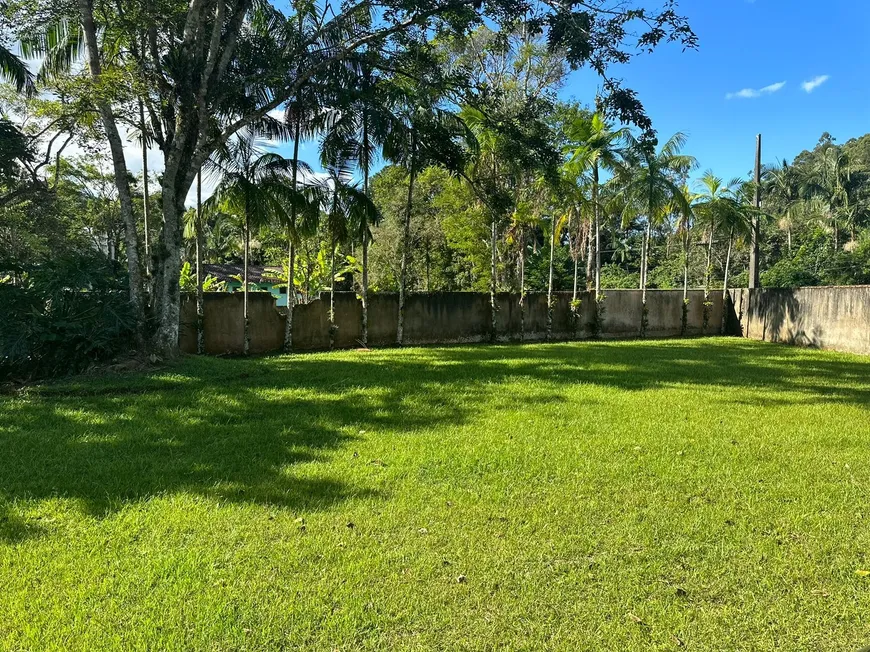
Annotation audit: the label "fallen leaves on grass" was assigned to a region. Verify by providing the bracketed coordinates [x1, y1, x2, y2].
[626, 612, 647, 626]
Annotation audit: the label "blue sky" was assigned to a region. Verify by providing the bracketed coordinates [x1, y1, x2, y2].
[561, 0, 870, 182]
[285, 0, 869, 186]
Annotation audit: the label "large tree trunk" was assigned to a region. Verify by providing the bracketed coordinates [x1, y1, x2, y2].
[152, 161, 192, 356]
[139, 99, 151, 279]
[79, 0, 145, 347]
[196, 171, 204, 354]
[397, 135, 416, 346]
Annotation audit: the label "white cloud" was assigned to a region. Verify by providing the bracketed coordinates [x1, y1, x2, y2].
[801, 75, 829, 93]
[726, 81, 786, 100]
[760, 81, 786, 94]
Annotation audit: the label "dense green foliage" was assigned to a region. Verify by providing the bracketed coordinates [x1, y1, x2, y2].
[758, 133, 870, 287]
[2, 340, 869, 648]
[1, 0, 697, 355]
[0, 253, 135, 380]
[1, 0, 868, 369]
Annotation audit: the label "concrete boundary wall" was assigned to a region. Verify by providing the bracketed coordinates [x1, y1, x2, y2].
[730, 286, 870, 356]
[180, 290, 726, 355]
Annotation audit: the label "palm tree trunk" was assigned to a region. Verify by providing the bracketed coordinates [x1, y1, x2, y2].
[572, 248, 579, 302]
[330, 225, 337, 351]
[196, 171, 204, 354]
[490, 215, 498, 341]
[425, 239, 431, 291]
[243, 212, 250, 356]
[704, 225, 713, 300]
[397, 134, 416, 347]
[546, 216, 556, 341]
[519, 226, 526, 341]
[593, 162, 601, 298]
[304, 244, 312, 303]
[641, 219, 651, 303]
[285, 239, 295, 347]
[721, 226, 734, 334]
[361, 168, 370, 348]
[682, 229, 689, 302]
[585, 218, 594, 292]
[284, 118, 301, 353]
[681, 227, 689, 336]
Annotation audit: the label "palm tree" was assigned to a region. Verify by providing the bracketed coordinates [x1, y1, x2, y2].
[692, 171, 744, 299]
[0, 44, 35, 95]
[563, 112, 626, 297]
[719, 182, 754, 302]
[618, 133, 696, 319]
[388, 102, 468, 345]
[204, 131, 296, 355]
[545, 208, 569, 340]
[507, 195, 537, 339]
[321, 165, 378, 349]
[763, 159, 802, 254]
[810, 144, 852, 251]
[318, 56, 396, 348]
[670, 183, 696, 332]
[552, 166, 589, 328]
[457, 105, 506, 341]
[282, 88, 321, 352]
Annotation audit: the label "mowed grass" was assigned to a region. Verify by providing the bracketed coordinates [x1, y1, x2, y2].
[1, 338, 870, 651]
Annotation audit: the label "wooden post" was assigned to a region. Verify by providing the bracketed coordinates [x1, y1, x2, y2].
[748, 134, 761, 288]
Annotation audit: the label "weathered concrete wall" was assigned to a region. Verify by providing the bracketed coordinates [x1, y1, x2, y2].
[730, 286, 870, 356]
[179, 293, 285, 355]
[180, 290, 727, 355]
[405, 293, 491, 344]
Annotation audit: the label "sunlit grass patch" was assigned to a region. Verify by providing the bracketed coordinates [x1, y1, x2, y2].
[1, 338, 869, 650]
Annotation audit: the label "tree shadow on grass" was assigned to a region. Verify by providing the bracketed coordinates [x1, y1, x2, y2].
[416, 339, 870, 406]
[1, 338, 868, 542]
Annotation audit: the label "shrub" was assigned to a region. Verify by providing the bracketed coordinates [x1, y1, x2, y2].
[0, 254, 136, 381]
[761, 258, 820, 288]
[599, 263, 640, 289]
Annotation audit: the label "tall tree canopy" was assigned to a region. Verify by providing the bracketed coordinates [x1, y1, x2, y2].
[5, 0, 696, 355]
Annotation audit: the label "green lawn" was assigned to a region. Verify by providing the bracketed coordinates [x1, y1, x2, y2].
[2, 338, 870, 650]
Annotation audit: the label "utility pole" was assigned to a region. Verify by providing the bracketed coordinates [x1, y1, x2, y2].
[748, 134, 762, 288]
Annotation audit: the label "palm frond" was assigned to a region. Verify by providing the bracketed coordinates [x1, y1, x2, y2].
[0, 45, 35, 95]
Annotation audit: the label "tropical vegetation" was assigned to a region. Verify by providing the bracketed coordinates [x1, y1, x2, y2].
[2, 1, 870, 378]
